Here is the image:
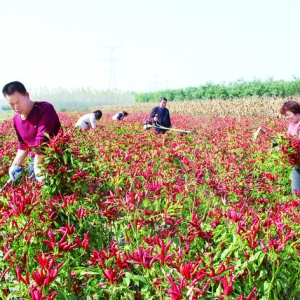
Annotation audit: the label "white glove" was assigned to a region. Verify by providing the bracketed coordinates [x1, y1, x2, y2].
[8, 166, 22, 182]
[34, 167, 44, 183]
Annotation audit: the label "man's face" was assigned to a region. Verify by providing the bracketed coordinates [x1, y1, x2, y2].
[159, 100, 167, 108]
[5, 91, 30, 115]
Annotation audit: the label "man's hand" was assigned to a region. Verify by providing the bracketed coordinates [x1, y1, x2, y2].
[154, 114, 158, 122]
[8, 166, 22, 182]
[34, 167, 44, 183]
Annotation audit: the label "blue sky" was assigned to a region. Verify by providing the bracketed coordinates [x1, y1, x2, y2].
[0, 0, 299, 92]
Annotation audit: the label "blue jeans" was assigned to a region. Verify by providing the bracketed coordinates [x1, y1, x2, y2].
[292, 166, 300, 194]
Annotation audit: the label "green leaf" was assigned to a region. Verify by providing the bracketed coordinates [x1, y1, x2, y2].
[275, 280, 282, 293]
[141, 284, 150, 292]
[134, 275, 148, 284]
[234, 259, 242, 270]
[220, 248, 230, 260]
[125, 272, 134, 279]
[216, 284, 222, 296]
[263, 280, 270, 291]
[249, 251, 261, 262]
[258, 253, 266, 266]
[231, 232, 237, 243]
[241, 261, 248, 269]
[259, 269, 267, 279]
[124, 277, 131, 287]
[77, 271, 100, 276]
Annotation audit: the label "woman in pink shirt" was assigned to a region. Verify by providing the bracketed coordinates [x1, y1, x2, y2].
[280, 100, 300, 194]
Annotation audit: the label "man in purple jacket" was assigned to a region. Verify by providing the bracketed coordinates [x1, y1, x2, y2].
[2, 81, 61, 182]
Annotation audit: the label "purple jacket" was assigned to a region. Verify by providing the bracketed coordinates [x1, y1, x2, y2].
[13, 101, 61, 154]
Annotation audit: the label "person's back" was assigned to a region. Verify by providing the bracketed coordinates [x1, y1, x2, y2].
[112, 111, 128, 121]
[75, 110, 102, 130]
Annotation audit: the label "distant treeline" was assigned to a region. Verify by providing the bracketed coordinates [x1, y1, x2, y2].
[2, 79, 300, 112]
[31, 87, 135, 112]
[135, 78, 300, 102]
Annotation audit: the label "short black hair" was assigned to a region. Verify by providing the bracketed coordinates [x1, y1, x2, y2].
[94, 110, 102, 120]
[123, 111, 128, 116]
[160, 97, 167, 102]
[2, 81, 27, 97]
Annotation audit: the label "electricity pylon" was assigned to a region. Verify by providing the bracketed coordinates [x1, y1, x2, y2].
[101, 44, 122, 90]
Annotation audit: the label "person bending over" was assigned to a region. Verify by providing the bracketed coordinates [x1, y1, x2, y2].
[112, 111, 128, 121]
[3, 81, 62, 183]
[75, 110, 102, 130]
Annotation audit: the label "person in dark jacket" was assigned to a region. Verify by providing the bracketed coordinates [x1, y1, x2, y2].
[149, 97, 172, 134]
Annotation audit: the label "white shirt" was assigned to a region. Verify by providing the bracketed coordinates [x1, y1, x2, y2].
[75, 113, 97, 130]
[112, 112, 124, 121]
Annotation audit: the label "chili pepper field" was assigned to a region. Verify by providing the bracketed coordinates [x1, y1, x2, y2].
[1, 113, 300, 300]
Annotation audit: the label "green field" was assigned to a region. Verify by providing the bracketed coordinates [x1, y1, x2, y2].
[0, 113, 13, 121]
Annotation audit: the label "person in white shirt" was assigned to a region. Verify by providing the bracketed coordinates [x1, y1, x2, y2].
[112, 111, 128, 121]
[75, 110, 102, 130]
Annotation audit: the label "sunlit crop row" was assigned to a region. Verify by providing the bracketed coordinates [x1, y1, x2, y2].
[0, 113, 299, 299]
[95, 96, 300, 119]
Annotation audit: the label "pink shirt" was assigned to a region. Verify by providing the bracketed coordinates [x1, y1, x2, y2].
[287, 121, 300, 136]
[13, 101, 61, 155]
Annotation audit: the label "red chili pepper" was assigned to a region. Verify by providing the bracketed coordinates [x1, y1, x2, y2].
[42, 240, 55, 250]
[260, 240, 268, 252]
[50, 267, 58, 281]
[222, 273, 233, 295]
[58, 241, 68, 252]
[218, 263, 225, 274]
[246, 286, 257, 300]
[75, 235, 82, 247]
[24, 270, 30, 284]
[0, 265, 13, 280]
[47, 230, 56, 242]
[276, 243, 286, 253]
[44, 269, 51, 286]
[82, 231, 89, 251]
[15, 265, 21, 281]
[31, 269, 45, 286]
[201, 279, 211, 295]
[58, 231, 68, 244]
[11, 219, 18, 228]
[77, 206, 84, 219]
[61, 242, 75, 252]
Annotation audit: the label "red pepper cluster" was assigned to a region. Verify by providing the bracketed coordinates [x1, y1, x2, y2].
[280, 135, 300, 166]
